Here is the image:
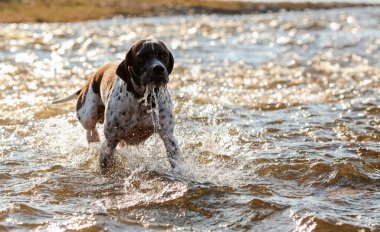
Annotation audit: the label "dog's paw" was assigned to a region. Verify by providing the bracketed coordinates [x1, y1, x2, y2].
[99, 154, 113, 175]
[171, 161, 185, 175]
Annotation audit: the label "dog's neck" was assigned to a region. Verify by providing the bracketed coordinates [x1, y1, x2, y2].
[123, 66, 145, 98]
[130, 75, 146, 96]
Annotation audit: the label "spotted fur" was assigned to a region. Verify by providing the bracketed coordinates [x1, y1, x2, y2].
[52, 39, 180, 174]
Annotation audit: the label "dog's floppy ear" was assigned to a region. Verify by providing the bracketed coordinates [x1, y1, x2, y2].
[167, 51, 174, 75]
[158, 40, 174, 75]
[116, 60, 127, 82]
[116, 49, 133, 82]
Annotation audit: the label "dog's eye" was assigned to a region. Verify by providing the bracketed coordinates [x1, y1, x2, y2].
[137, 53, 147, 59]
[159, 52, 168, 60]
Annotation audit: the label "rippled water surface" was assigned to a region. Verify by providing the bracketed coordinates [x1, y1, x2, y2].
[1, 7, 380, 231]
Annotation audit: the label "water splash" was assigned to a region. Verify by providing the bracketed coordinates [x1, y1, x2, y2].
[1, 7, 380, 231]
[138, 84, 167, 131]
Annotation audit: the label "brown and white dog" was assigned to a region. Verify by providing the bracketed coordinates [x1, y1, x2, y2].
[53, 39, 180, 174]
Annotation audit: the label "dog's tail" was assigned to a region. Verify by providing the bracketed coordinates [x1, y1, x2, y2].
[51, 90, 81, 104]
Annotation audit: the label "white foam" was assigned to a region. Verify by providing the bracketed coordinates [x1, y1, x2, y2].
[27, 93, 256, 192]
[138, 85, 152, 107]
[139, 84, 167, 132]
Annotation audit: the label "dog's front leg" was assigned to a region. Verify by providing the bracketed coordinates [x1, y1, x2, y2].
[99, 139, 117, 174]
[158, 115, 181, 169]
[159, 132, 181, 169]
[158, 98, 181, 169]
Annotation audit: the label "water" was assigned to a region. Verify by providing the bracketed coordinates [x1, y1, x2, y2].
[1, 6, 380, 231]
[139, 84, 165, 131]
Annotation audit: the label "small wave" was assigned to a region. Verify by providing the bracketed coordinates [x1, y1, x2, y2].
[294, 214, 376, 232]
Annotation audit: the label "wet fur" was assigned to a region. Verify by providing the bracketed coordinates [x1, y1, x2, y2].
[52, 39, 180, 174]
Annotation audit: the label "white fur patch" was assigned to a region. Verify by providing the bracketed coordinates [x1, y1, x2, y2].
[77, 84, 101, 129]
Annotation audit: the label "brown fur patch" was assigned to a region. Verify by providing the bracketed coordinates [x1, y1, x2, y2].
[76, 62, 119, 111]
[99, 62, 118, 101]
[76, 74, 93, 111]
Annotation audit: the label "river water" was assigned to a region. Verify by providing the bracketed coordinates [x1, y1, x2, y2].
[1, 6, 380, 231]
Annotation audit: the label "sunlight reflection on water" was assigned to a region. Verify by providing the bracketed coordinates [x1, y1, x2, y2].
[0, 6, 380, 231]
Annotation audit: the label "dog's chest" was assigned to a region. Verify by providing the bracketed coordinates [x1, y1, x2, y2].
[105, 80, 170, 144]
[118, 110, 156, 144]
[107, 88, 153, 123]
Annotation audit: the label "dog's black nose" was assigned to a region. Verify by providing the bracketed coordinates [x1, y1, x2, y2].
[153, 65, 165, 74]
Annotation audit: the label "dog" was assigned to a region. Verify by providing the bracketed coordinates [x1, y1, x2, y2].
[52, 39, 181, 174]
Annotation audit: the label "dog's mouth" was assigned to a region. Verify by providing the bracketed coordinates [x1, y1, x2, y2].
[139, 85, 166, 106]
[138, 69, 168, 89]
[145, 76, 168, 86]
[131, 70, 167, 96]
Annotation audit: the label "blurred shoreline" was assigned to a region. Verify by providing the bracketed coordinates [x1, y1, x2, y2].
[0, 0, 378, 23]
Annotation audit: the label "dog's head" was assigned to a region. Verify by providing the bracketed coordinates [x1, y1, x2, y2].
[116, 39, 174, 95]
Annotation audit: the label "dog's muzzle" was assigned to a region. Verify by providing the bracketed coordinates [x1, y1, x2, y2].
[146, 63, 169, 85]
[152, 64, 169, 83]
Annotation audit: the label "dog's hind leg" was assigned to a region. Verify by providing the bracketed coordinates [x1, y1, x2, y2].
[87, 129, 100, 143]
[76, 83, 104, 144]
